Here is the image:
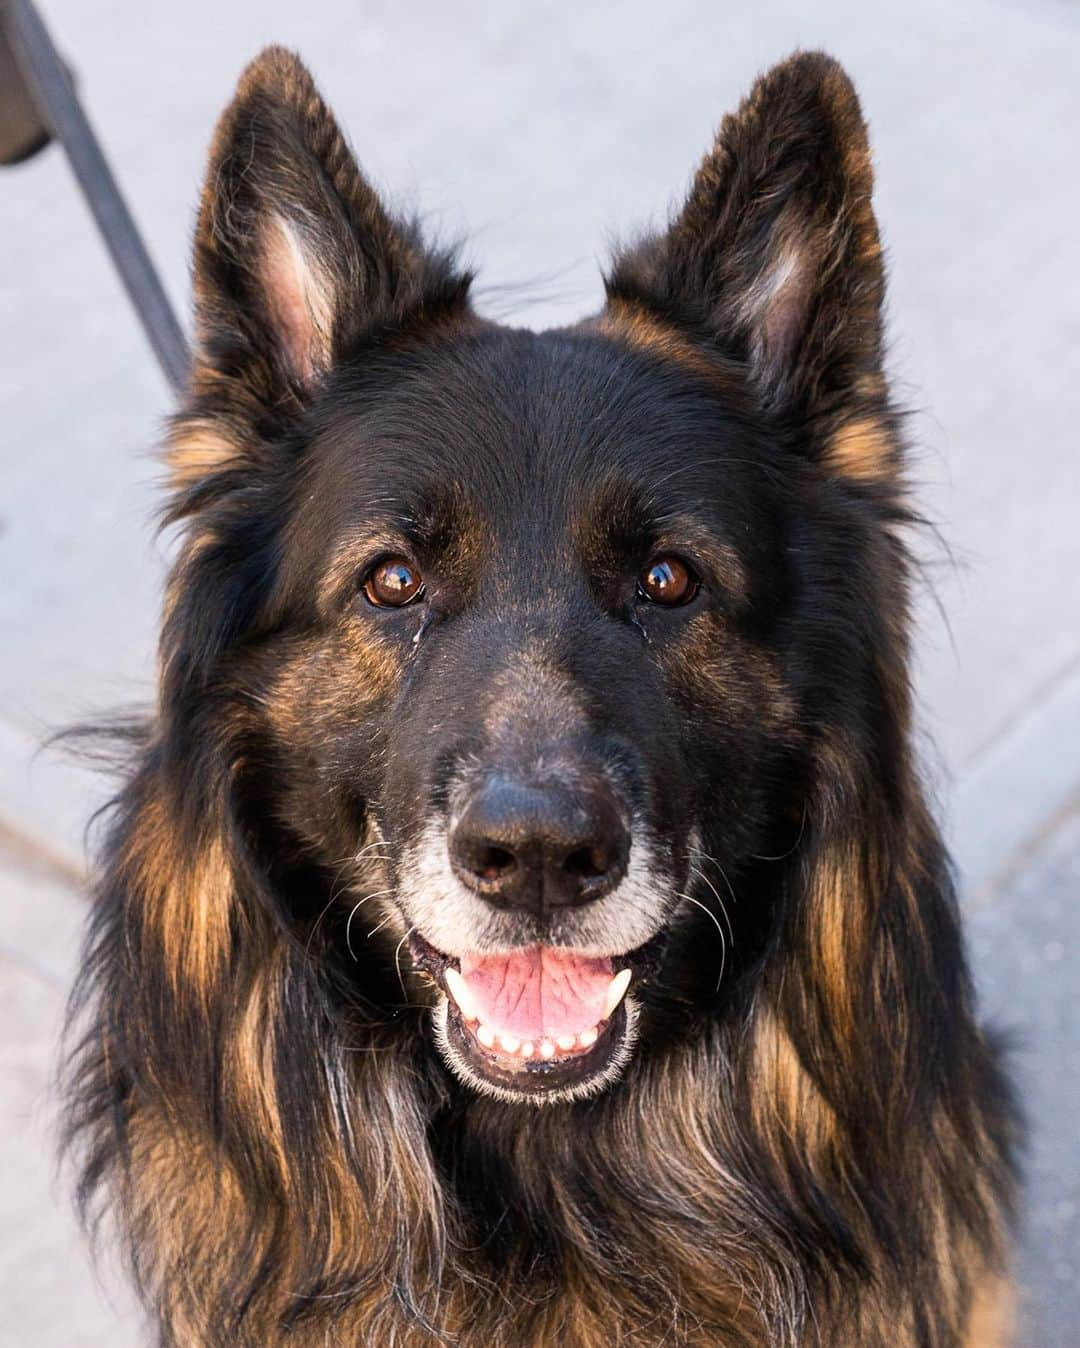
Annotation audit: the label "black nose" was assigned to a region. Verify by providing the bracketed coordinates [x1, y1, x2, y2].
[449, 775, 630, 914]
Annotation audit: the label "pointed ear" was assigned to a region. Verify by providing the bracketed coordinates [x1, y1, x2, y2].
[607, 52, 892, 476]
[187, 46, 468, 412]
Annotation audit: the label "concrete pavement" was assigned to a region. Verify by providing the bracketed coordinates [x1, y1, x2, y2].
[2, 1, 1077, 1341]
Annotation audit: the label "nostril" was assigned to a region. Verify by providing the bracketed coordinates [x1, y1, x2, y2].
[563, 845, 609, 882]
[475, 844, 516, 883]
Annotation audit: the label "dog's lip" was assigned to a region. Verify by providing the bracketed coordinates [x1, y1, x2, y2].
[408, 930, 456, 981]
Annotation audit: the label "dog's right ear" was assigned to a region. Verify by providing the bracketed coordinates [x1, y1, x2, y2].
[176, 47, 468, 481]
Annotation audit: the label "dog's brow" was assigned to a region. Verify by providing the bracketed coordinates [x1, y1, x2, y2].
[312, 487, 486, 611]
[316, 527, 417, 608]
[575, 483, 749, 604]
[651, 522, 748, 603]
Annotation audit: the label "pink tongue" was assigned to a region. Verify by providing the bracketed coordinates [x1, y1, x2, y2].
[458, 947, 613, 1040]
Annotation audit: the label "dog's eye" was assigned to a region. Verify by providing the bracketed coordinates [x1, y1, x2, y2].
[637, 556, 698, 606]
[362, 556, 425, 608]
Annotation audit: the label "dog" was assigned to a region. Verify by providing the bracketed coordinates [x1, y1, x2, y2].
[64, 46, 1020, 1346]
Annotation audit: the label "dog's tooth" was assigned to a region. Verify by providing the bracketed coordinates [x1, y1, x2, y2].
[498, 1032, 520, 1055]
[538, 1038, 556, 1060]
[603, 968, 632, 1020]
[476, 1023, 496, 1049]
[444, 967, 478, 1022]
[556, 1034, 577, 1052]
[519, 1041, 534, 1059]
[578, 1026, 599, 1049]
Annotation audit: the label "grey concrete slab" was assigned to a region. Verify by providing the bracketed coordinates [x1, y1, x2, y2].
[0, 825, 85, 985]
[969, 807, 1080, 1348]
[0, 841, 143, 1345]
[951, 663, 1080, 902]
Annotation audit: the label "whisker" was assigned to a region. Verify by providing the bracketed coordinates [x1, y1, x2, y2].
[677, 891, 727, 992]
[688, 862, 736, 949]
[321, 838, 396, 871]
[366, 912, 397, 940]
[685, 845, 739, 954]
[394, 925, 416, 1002]
[353, 839, 396, 861]
[686, 843, 732, 881]
[345, 888, 396, 960]
[309, 837, 399, 952]
[306, 861, 360, 954]
[750, 805, 808, 862]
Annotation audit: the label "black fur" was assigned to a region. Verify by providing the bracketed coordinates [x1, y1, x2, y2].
[64, 47, 1019, 1346]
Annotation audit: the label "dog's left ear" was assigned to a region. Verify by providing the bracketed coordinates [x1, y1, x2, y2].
[608, 52, 891, 476]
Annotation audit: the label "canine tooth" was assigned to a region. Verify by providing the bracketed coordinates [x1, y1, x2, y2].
[556, 1034, 577, 1051]
[498, 1032, 521, 1054]
[578, 1026, 599, 1049]
[476, 1023, 496, 1049]
[603, 968, 632, 1019]
[538, 1038, 556, 1059]
[444, 967, 478, 1021]
[519, 1041, 534, 1059]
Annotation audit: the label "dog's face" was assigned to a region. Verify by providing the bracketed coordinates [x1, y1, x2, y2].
[173, 49, 891, 1104]
[260, 333, 795, 1101]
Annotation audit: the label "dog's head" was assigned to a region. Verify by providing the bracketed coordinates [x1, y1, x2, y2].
[168, 48, 894, 1104]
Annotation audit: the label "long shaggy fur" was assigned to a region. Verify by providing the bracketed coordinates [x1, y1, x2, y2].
[64, 47, 1019, 1347]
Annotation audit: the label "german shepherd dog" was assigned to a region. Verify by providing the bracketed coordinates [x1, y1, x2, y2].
[64, 47, 1019, 1346]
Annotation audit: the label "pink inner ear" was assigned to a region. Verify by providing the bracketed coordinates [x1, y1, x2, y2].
[755, 240, 813, 374]
[260, 216, 332, 385]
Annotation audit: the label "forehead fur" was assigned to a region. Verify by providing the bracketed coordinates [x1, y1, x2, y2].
[297, 326, 763, 513]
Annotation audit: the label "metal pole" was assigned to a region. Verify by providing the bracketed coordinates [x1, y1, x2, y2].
[4, 0, 190, 393]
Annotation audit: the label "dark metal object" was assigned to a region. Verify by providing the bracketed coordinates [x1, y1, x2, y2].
[1, 0, 190, 392]
[0, 12, 51, 164]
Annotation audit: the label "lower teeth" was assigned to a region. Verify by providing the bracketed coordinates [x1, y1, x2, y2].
[459, 1014, 604, 1060]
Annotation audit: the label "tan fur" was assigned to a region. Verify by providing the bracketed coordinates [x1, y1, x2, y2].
[963, 1273, 1015, 1348]
[264, 629, 402, 739]
[120, 794, 234, 1003]
[749, 1006, 838, 1163]
[123, 1111, 258, 1346]
[225, 955, 288, 1172]
[826, 416, 897, 483]
[166, 417, 251, 490]
[116, 1092, 1012, 1347]
[805, 835, 870, 1046]
[594, 300, 747, 390]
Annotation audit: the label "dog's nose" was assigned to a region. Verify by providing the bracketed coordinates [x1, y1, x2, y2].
[449, 775, 630, 913]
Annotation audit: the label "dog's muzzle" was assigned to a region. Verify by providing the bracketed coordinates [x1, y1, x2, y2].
[399, 768, 671, 1103]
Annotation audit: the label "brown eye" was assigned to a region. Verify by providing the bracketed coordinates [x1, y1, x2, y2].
[362, 556, 424, 608]
[638, 555, 698, 606]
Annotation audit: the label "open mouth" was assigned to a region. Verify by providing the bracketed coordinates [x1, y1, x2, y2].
[410, 933, 661, 1102]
